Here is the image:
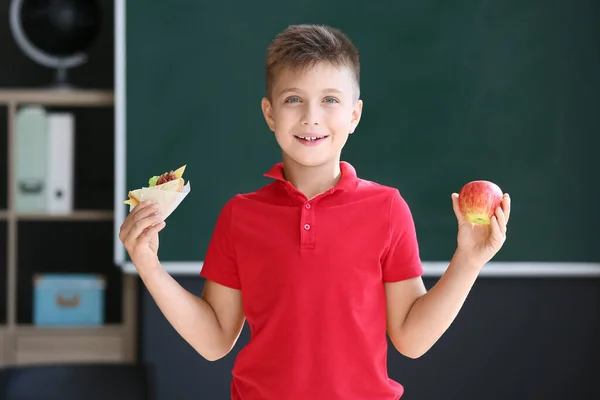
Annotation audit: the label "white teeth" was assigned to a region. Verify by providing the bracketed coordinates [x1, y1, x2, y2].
[297, 136, 325, 141]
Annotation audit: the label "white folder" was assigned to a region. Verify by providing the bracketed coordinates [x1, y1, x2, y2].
[46, 112, 75, 214]
[15, 106, 47, 213]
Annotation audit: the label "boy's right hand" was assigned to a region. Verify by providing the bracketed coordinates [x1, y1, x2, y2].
[119, 201, 166, 266]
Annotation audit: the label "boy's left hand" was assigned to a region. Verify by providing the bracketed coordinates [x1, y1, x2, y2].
[451, 192, 511, 268]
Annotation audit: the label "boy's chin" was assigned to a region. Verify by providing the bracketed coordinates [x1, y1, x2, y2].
[284, 153, 340, 169]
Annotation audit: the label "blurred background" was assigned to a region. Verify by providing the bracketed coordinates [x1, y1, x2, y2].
[0, 0, 598, 399]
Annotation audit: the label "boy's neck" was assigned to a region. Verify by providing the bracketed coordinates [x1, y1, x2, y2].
[281, 157, 342, 200]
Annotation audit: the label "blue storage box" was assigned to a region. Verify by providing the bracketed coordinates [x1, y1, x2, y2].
[33, 273, 106, 327]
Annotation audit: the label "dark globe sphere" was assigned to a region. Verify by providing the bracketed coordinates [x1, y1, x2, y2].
[20, 0, 101, 56]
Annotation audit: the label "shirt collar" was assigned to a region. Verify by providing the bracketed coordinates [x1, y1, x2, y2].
[263, 161, 359, 193]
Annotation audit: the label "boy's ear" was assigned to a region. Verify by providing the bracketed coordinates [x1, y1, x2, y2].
[349, 99, 363, 134]
[261, 97, 275, 132]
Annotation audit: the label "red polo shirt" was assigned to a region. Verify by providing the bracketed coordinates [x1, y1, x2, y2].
[200, 161, 423, 400]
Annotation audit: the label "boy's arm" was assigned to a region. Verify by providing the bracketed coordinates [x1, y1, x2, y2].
[385, 252, 480, 359]
[386, 192, 510, 359]
[138, 257, 245, 361]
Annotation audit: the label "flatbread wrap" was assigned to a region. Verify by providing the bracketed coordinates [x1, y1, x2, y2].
[124, 165, 191, 219]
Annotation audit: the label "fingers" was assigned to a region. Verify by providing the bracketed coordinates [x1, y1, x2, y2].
[131, 201, 159, 221]
[128, 211, 164, 243]
[502, 193, 511, 223]
[119, 201, 162, 244]
[490, 215, 504, 245]
[495, 206, 507, 235]
[132, 202, 160, 224]
[451, 193, 466, 225]
[140, 221, 166, 239]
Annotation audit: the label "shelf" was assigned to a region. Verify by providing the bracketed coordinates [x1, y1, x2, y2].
[0, 89, 114, 107]
[15, 324, 125, 336]
[0, 210, 114, 221]
[0, 221, 6, 325]
[15, 210, 113, 221]
[0, 6, 134, 367]
[0, 323, 131, 366]
[0, 329, 5, 366]
[13, 324, 127, 366]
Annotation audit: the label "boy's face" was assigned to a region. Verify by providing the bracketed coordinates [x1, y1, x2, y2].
[261, 62, 363, 169]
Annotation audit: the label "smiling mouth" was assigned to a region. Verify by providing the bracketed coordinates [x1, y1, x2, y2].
[294, 135, 328, 142]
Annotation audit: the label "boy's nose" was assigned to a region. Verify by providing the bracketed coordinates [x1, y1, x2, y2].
[301, 104, 321, 126]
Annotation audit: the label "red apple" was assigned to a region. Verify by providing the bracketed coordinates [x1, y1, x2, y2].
[458, 180, 503, 225]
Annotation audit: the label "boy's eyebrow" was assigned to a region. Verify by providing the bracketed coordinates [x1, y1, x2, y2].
[278, 87, 343, 96]
[278, 87, 302, 97]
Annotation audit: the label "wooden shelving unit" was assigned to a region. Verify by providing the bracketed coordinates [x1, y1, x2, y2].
[0, 89, 137, 366]
[0, 89, 114, 107]
[15, 210, 114, 221]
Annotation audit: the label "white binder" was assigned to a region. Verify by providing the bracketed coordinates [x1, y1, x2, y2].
[46, 112, 75, 214]
[15, 106, 47, 212]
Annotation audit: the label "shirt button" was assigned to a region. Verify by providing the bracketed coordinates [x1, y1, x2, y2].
[304, 223, 311, 230]
[305, 203, 311, 209]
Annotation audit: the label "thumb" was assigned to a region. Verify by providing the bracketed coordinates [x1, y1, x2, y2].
[451, 193, 467, 225]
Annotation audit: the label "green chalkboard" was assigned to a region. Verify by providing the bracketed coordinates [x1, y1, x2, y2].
[125, 0, 599, 264]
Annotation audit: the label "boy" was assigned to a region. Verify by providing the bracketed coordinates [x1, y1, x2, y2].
[119, 24, 510, 400]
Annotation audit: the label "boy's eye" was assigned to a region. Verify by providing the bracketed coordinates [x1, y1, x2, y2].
[284, 96, 300, 103]
[324, 97, 339, 104]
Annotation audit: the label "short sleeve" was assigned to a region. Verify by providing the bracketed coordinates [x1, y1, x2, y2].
[381, 190, 423, 282]
[199, 199, 241, 290]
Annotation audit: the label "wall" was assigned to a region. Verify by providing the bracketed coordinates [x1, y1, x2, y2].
[141, 276, 600, 399]
[5, 1, 596, 399]
[118, 1, 600, 398]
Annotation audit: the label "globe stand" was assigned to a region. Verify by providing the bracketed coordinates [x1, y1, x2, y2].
[51, 67, 74, 89]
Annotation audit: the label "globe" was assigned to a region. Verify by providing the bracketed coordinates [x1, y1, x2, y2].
[9, 0, 102, 88]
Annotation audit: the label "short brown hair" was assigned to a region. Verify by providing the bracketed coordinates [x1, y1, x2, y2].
[265, 24, 360, 100]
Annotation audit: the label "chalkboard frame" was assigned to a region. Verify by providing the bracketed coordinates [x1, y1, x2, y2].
[112, 1, 600, 278]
